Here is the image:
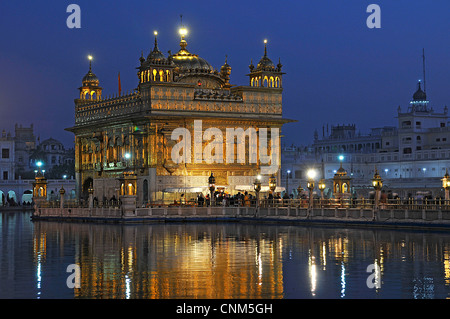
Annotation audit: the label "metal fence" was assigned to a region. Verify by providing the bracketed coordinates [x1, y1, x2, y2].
[36, 197, 450, 211]
[139, 198, 450, 211]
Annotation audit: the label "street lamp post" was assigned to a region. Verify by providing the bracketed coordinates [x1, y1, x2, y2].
[318, 179, 326, 200]
[208, 173, 215, 207]
[307, 170, 316, 210]
[253, 175, 261, 209]
[318, 179, 326, 208]
[269, 174, 277, 193]
[286, 170, 291, 197]
[269, 174, 276, 207]
[372, 167, 383, 212]
[442, 169, 450, 201]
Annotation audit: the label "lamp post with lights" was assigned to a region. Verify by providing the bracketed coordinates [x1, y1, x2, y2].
[286, 170, 291, 197]
[442, 169, 450, 201]
[209, 173, 215, 207]
[318, 179, 326, 199]
[318, 179, 326, 207]
[269, 174, 277, 206]
[253, 175, 262, 208]
[307, 169, 317, 210]
[372, 167, 383, 211]
[269, 174, 277, 193]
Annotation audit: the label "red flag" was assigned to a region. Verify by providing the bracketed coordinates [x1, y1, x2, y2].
[118, 72, 122, 96]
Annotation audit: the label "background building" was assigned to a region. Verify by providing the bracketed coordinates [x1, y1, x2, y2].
[282, 81, 450, 199]
[0, 124, 75, 205]
[0, 129, 15, 182]
[14, 123, 36, 178]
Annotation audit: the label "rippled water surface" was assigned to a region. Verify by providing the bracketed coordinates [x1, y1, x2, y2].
[2, 211, 450, 299]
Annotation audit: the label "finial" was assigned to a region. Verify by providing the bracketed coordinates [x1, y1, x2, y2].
[88, 55, 93, 71]
[225, 54, 228, 64]
[249, 58, 254, 71]
[264, 39, 268, 57]
[153, 30, 158, 49]
[179, 14, 187, 41]
[277, 57, 282, 71]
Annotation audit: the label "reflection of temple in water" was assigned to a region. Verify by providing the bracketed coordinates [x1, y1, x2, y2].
[32, 222, 285, 298]
[31, 220, 450, 299]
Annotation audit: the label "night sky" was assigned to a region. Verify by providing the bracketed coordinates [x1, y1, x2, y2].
[1, 0, 450, 148]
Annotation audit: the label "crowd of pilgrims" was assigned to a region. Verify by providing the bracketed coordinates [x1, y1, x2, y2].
[193, 190, 290, 207]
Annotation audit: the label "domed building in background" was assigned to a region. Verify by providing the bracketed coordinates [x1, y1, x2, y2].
[67, 22, 293, 203]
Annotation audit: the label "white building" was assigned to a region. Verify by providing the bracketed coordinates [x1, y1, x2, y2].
[282, 81, 450, 198]
[0, 130, 15, 181]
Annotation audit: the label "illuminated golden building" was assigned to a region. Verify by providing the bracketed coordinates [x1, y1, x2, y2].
[67, 25, 293, 203]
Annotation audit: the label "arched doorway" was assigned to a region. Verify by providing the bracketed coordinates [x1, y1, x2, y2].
[0, 190, 4, 206]
[21, 190, 33, 205]
[7, 191, 17, 206]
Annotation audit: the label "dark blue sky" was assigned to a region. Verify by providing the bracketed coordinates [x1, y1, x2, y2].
[1, 0, 450, 148]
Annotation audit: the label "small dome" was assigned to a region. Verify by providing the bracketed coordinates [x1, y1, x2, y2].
[256, 41, 275, 71]
[413, 81, 427, 101]
[82, 69, 99, 84]
[82, 59, 99, 85]
[147, 34, 166, 62]
[173, 55, 214, 72]
[257, 55, 275, 71]
[148, 49, 165, 61]
[172, 37, 214, 72]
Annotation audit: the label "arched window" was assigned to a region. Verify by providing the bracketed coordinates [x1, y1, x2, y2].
[152, 69, 157, 81]
[342, 183, 348, 193]
[159, 70, 164, 82]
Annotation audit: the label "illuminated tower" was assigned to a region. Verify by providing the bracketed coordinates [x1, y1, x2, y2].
[77, 55, 103, 102]
[248, 39, 284, 88]
[137, 31, 176, 87]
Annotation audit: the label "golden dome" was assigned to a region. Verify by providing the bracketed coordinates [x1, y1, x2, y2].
[172, 29, 214, 72]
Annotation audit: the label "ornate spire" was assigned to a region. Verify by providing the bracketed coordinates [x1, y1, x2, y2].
[179, 14, 188, 51]
[264, 39, 268, 57]
[256, 39, 275, 71]
[249, 58, 254, 72]
[88, 55, 93, 72]
[147, 30, 165, 62]
[153, 31, 159, 51]
[277, 57, 283, 71]
[221, 54, 232, 87]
